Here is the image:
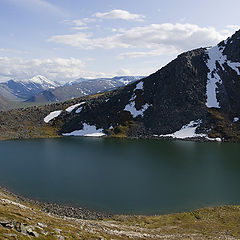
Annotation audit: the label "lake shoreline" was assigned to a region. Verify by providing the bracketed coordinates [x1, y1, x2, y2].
[0, 185, 112, 220]
[1, 185, 240, 239]
[0, 134, 232, 143]
[0, 183, 239, 218]
[1, 136, 240, 216]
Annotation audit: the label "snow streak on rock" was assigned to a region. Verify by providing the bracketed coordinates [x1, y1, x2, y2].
[234, 117, 239, 123]
[124, 81, 151, 118]
[44, 110, 62, 123]
[205, 44, 240, 108]
[124, 102, 151, 118]
[65, 102, 85, 113]
[134, 81, 143, 90]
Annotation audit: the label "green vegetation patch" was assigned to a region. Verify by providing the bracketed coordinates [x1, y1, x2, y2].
[208, 108, 240, 141]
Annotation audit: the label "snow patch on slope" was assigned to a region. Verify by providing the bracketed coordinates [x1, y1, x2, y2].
[160, 120, 206, 139]
[44, 110, 62, 123]
[205, 44, 240, 108]
[158, 120, 222, 141]
[234, 117, 239, 123]
[124, 81, 151, 118]
[134, 81, 143, 90]
[76, 107, 83, 113]
[62, 123, 106, 137]
[65, 102, 85, 113]
[124, 103, 151, 118]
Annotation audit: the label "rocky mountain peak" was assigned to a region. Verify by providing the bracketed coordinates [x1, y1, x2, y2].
[0, 76, 60, 100]
[21, 75, 60, 88]
[204, 30, 240, 112]
[221, 29, 240, 62]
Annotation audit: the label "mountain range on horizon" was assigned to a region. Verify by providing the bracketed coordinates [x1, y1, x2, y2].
[0, 75, 144, 110]
[0, 29, 240, 141]
[0, 75, 60, 101]
[26, 75, 144, 103]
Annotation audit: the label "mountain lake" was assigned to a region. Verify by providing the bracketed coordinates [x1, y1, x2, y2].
[0, 137, 240, 215]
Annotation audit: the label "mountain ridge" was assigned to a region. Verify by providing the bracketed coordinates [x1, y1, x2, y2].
[0, 75, 60, 101]
[26, 76, 144, 103]
[0, 30, 240, 141]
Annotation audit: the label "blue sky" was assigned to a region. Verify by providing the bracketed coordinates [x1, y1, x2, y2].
[0, 0, 239, 82]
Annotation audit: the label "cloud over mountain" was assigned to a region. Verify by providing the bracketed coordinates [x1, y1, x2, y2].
[0, 57, 109, 82]
[49, 23, 232, 57]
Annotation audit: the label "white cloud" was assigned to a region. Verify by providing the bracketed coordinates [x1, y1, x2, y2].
[49, 32, 129, 49]
[72, 19, 86, 26]
[0, 56, 153, 83]
[66, 18, 97, 31]
[71, 18, 96, 26]
[116, 68, 132, 76]
[118, 48, 177, 59]
[225, 25, 240, 32]
[0, 57, 111, 82]
[0, 48, 28, 55]
[82, 18, 96, 24]
[49, 23, 234, 58]
[72, 26, 89, 31]
[93, 9, 145, 21]
[115, 66, 157, 77]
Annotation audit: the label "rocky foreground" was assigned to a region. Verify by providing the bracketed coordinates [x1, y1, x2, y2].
[0, 187, 240, 239]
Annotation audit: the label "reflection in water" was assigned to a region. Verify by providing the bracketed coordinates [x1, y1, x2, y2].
[0, 137, 240, 214]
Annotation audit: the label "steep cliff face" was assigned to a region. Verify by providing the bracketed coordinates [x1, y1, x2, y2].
[57, 30, 240, 141]
[58, 48, 209, 138]
[1, 30, 240, 141]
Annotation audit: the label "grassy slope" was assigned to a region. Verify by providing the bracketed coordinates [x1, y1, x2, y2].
[1, 188, 240, 239]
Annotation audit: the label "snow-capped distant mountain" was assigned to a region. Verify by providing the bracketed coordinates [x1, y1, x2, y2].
[0, 75, 60, 100]
[64, 76, 145, 86]
[21, 75, 60, 89]
[27, 76, 145, 103]
[112, 76, 144, 85]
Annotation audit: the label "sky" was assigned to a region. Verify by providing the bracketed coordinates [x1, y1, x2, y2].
[0, 0, 239, 83]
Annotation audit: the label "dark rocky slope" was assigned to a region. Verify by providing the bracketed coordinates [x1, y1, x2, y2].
[1, 30, 240, 141]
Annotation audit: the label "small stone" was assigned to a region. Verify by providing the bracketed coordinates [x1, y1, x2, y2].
[38, 222, 47, 228]
[0, 219, 14, 229]
[26, 225, 39, 237]
[56, 235, 65, 240]
[4, 233, 17, 238]
[42, 230, 48, 235]
[32, 231, 40, 237]
[54, 228, 62, 234]
[14, 222, 27, 235]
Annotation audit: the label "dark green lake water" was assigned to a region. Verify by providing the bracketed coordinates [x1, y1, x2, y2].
[0, 137, 240, 215]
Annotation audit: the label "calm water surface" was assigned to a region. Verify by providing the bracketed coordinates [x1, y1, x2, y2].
[0, 137, 240, 215]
